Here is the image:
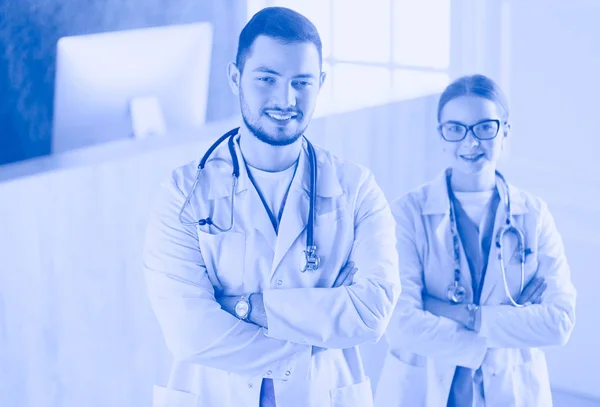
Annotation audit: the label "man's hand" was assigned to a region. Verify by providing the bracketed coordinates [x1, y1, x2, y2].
[215, 295, 239, 317]
[248, 293, 267, 328]
[216, 261, 357, 355]
[332, 261, 357, 287]
[516, 277, 546, 305]
[423, 294, 470, 328]
[215, 293, 268, 328]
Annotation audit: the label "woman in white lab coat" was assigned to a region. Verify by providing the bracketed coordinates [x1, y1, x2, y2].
[375, 74, 576, 407]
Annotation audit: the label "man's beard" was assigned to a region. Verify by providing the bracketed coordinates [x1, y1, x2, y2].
[240, 90, 307, 146]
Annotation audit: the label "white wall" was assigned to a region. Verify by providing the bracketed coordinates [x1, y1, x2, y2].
[443, 0, 600, 400]
[505, 0, 600, 399]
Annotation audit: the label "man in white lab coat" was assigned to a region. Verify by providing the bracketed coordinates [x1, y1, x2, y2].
[143, 7, 400, 407]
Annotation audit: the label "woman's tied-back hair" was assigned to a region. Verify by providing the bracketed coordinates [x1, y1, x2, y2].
[437, 74, 510, 122]
[235, 7, 323, 73]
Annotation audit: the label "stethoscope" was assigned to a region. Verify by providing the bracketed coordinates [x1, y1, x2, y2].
[445, 168, 529, 308]
[177, 127, 321, 272]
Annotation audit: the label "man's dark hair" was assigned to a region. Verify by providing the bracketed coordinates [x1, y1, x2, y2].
[235, 7, 323, 73]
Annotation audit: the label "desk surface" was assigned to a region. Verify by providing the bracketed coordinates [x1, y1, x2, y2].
[0, 118, 239, 185]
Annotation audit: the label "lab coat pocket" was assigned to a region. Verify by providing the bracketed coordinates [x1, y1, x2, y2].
[152, 385, 199, 407]
[315, 206, 347, 227]
[330, 378, 373, 407]
[483, 348, 528, 375]
[198, 231, 246, 290]
[391, 348, 427, 367]
[374, 351, 427, 407]
[514, 348, 552, 407]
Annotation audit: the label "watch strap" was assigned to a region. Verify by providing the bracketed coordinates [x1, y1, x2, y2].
[467, 303, 479, 331]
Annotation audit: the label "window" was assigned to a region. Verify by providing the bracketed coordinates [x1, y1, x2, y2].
[246, 0, 451, 115]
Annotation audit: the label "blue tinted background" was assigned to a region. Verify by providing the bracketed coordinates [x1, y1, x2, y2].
[0, 1, 598, 406]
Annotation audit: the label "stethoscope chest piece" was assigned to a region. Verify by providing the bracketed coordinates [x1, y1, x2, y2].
[301, 245, 320, 272]
[446, 280, 467, 304]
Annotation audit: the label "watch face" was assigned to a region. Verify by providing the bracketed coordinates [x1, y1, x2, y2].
[235, 301, 249, 318]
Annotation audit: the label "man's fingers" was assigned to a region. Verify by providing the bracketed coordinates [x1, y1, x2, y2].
[333, 261, 355, 287]
[342, 261, 355, 273]
[342, 267, 359, 286]
[529, 280, 546, 297]
[530, 281, 547, 304]
[332, 263, 352, 286]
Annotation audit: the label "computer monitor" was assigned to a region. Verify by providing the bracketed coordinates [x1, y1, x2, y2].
[52, 22, 213, 154]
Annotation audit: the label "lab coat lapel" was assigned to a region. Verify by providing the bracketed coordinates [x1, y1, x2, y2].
[435, 213, 457, 270]
[270, 140, 344, 275]
[270, 148, 310, 275]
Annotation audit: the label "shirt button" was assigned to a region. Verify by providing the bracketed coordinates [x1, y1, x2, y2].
[277, 280, 283, 285]
[267, 370, 272, 375]
[285, 371, 291, 376]
[248, 383, 253, 388]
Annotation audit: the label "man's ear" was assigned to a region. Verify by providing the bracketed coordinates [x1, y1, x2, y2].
[319, 70, 327, 89]
[227, 62, 241, 96]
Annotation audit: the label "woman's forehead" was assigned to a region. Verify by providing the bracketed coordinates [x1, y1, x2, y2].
[440, 96, 504, 122]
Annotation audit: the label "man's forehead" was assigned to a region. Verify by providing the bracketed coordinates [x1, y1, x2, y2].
[244, 35, 321, 72]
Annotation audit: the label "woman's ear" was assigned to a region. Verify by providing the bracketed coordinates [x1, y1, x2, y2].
[503, 121, 512, 138]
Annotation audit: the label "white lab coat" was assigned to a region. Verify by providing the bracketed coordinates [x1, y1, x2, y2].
[143, 133, 401, 407]
[375, 170, 576, 407]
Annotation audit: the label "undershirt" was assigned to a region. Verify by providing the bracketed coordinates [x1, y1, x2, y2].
[246, 161, 297, 233]
[453, 190, 496, 230]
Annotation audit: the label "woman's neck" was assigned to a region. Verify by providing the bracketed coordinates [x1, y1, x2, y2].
[450, 167, 496, 192]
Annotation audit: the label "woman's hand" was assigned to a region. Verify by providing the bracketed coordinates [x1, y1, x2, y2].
[423, 294, 471, 328]
[423, 277, 548, 330]
[516, 277, 547, 305]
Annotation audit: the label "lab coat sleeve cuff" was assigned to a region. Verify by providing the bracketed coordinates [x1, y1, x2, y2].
[465, 334, 488, 369]
[477, 305, 510, 347]
[478, 305, 495, 340]
[262, 289, 302, 343]
[259, 327, 312, 381]
[474, 307, 482, 333]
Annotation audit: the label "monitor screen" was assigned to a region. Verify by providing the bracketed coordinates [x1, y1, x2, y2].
[52, 22, 213, 154]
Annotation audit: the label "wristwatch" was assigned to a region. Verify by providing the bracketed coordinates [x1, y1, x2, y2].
[467, 303, 479, 331]
[234, 294, 252, 321]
